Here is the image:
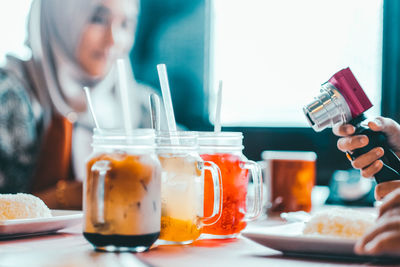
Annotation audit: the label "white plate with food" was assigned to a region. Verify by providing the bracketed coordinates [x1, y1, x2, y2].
[0, 193, 82, 238]
[243, 208, 377, 258]
[243, 222, 357, 256]
[0, 210, 83, 238]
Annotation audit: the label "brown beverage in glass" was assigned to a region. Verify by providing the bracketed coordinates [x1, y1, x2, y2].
[262, 151, 316, 214]
[83, 129, 161, 252]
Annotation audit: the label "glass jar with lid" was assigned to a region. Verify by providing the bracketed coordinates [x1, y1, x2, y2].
[83, 129, 161, 252]
[156, 131, 222, 244]
[198, 131, 263, 238]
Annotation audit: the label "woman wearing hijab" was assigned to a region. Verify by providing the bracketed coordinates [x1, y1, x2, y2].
[0, 0, 155, 209]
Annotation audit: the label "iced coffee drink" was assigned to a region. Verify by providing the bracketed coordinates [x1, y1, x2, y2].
[83, 129, 161, 252]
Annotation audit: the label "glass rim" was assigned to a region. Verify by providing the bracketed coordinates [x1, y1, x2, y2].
[196, 131, 244, 151]
[155, 130, 198, 138]
[91, 128, 156, 149]
[93, 128, 155, 137]
[196, 131, 243, 139]
[155, 131, 198, 150]
[261, 150, 317, 161]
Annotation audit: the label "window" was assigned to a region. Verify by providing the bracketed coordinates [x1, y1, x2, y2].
[209, 0, 383, 127]
[0, 1, 32, 64]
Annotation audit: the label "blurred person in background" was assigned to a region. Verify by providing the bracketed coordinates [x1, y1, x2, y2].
[0, 0, 156, 209]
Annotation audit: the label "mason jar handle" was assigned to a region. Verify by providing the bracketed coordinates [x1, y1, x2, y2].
[202, 161, 223, 226]
[243, 160, 263, 221]
[89, 160, 111, 225]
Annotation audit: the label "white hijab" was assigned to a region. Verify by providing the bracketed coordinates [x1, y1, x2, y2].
[6, 0, 141, 128]
[5, 0, 155, 179]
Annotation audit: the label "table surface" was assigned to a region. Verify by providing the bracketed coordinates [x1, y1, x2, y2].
[0, 212, 398, 267]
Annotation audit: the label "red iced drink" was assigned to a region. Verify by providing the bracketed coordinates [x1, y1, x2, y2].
[202, 153, 249, 236]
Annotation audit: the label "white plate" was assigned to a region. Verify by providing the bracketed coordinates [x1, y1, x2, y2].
[243, 222, 361, 258]
[0, 210, 82, 239]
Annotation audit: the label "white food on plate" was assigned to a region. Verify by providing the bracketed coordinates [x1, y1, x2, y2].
[0, 193, 52, 220]
[302, 208, 376, 239]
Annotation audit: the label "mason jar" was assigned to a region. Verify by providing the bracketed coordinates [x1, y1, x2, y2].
[156, 131, 222, 244]
[198, 131, 263, 238]
[83, 129, 161, 252]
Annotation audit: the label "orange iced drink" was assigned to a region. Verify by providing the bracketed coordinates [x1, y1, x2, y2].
[158, 155, 203, 243]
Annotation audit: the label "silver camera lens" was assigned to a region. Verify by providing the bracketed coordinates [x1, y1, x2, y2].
[303, 83, 352, 132]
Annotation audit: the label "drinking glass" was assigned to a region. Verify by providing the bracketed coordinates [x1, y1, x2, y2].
[156, 131, 222, 244]
[261, 150, 316, 214]
[198, 131, 263, 238]
[83, 129, 161, 252]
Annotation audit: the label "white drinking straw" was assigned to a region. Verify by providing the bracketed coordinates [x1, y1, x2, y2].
[214, 80, 223, 132]
[117, 59, 133, 134]
[157, 64, 177, 132]
[83, 86, 101, 129]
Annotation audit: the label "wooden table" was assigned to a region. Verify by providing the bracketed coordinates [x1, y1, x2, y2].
[0, 215, 398, 267]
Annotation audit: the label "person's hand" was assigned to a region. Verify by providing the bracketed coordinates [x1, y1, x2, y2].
[333, 117, 400, 178]
[375, 180, 400, 201]
[355, 188, 400, 256]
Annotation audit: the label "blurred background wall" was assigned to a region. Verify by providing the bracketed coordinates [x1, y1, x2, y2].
[131, 0, 208, 130]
